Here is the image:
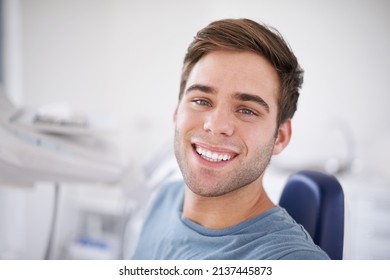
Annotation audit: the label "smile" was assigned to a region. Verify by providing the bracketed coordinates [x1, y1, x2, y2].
[194, 145, 236, 162]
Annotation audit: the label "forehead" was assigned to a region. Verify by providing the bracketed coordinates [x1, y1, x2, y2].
[186, 50, 280, 105]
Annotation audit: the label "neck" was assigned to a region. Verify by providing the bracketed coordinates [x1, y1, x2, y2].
[182, 181, 275, 230]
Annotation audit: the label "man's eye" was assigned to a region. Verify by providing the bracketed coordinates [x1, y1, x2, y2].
[193, 99, 210, 106]
[238, 108, 256, 116]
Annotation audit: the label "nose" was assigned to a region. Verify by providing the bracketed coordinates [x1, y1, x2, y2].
[203, 106, 235, 136]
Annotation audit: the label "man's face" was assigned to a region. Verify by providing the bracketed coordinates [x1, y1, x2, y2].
[174, 50, 289, 197]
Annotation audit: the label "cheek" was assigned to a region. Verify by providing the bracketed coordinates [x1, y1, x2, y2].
[243, 126, 276, 151]
[175, 106, 202, 131]
[175, 110, 188, 131]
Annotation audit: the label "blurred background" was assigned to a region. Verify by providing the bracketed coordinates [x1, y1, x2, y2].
[0, 0, 389, 259]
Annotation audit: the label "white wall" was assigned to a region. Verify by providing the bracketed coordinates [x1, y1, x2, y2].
[2, 0, 389, 259]
[20, 0, 390, 174]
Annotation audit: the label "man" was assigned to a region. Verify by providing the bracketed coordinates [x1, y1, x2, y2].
[132, 18, 329, 259]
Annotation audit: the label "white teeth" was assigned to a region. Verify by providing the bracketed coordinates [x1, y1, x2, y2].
[195, 146, 232, 162]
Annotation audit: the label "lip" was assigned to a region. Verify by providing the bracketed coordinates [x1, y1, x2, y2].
[191, 141, 239, 167]
[192, 141, 240, 155]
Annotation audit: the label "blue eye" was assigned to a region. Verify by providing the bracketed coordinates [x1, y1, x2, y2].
[193, 99, 211, 106]
[239, 108, 256, 116]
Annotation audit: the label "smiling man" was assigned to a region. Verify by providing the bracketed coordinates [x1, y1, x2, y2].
[132, 19, 329, 260]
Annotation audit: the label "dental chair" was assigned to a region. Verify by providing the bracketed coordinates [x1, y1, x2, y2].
[279, 170, 346, 260]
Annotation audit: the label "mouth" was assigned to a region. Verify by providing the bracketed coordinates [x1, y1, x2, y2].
[192, 143, 238, 163]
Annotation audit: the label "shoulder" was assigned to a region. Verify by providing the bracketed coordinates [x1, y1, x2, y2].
[153, 180, 184, 206]
[246, 207, 330, 260]
[145, 180, 185, 219]
[131, 181, 185, 259]
[278, 249, 330, 260]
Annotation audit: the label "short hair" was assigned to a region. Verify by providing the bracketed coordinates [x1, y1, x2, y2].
[178, 18, 303, 126]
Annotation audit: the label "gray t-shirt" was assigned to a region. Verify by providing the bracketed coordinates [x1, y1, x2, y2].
[132, 181, 330, 260]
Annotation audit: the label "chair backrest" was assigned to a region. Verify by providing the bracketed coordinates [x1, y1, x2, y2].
[279, 170, 345, 260]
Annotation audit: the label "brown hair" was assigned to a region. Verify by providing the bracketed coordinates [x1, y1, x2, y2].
[178, 18, 303, 126]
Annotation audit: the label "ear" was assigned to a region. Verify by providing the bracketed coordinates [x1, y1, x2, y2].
[272, 119, 292, 155]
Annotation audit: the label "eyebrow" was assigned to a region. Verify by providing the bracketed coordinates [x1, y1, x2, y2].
[186, 84, 217, 95]
[234, 93, 270, 113]
[185, 83, 270, 113]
